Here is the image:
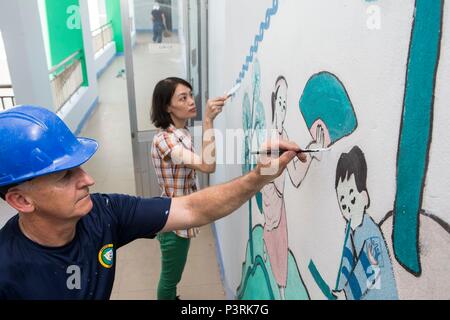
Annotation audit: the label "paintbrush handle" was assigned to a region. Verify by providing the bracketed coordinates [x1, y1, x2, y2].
[251, 148, 328, 155]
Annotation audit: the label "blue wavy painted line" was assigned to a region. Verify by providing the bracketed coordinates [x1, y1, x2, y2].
[236, 0, 279, 85]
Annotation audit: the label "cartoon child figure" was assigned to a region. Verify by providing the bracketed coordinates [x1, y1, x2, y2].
[261, 72, 359, 299]
[333, 146, 398, 300]
[261, 76, 321, 300]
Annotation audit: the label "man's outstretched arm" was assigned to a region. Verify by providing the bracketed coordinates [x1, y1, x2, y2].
[161, 140, 304, 232]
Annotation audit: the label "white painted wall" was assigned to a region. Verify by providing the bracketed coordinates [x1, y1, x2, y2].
[0, 32, 11, 86]
[37, 0, 52, 69]
[209, 0, 450, 300]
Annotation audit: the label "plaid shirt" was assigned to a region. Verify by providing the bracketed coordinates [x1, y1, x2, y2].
[151, 125, 199, 238]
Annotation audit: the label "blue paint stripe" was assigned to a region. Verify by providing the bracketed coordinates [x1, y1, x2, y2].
[348, 273, 362, 300]
[393, 0, 443, 275]
[96, 52, 117, 79]
[234, 0, 279, 85]
[343, 247, 354, 266]
[75, 97, 99, 136]
[211, 223, 235, 299]
[335, 223, 351, 289]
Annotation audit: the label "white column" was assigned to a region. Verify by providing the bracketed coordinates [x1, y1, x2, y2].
[0, 0, 55, 110]
[58, 0, 99, 132]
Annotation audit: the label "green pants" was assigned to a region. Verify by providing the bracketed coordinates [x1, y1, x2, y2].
[157, 232, 191, 300]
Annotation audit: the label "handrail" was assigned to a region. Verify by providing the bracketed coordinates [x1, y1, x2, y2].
[91, 21, 112, 35]
[47, 50, 84, 112]
[48, 50, 82, 75]
[0, 84, 15, 110]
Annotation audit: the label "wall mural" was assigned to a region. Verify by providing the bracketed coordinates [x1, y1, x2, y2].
[228, 0, 449, 300]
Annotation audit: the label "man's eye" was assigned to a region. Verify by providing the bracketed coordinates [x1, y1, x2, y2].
[62, 171, 72, 180]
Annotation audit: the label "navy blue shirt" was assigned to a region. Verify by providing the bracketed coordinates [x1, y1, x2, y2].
[0, 193, 171, 300]
[152, 9, 164, 24]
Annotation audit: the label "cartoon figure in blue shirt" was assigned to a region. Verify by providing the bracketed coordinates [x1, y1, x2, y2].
[333, 146, 398, 300]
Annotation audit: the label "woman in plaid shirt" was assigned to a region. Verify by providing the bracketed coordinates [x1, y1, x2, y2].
[150, 77, 227, 300]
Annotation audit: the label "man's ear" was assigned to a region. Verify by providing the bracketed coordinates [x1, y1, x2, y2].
[362, 190, 370, 210]
[5, 190, 35, 213]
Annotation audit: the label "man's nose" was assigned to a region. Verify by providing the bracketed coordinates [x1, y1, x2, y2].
[76, 167, 95, 188]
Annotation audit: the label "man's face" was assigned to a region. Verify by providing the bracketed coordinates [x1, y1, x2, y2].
[336, 173, 368, 230]
[24, 167, 95, 220]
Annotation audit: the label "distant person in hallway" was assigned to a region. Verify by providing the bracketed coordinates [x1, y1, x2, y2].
[0, 105, 306, 299]
[150, 77, 227, 300]
[151, 3, 166, 43]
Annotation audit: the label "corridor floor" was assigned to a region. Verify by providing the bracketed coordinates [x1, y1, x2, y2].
[81, 32, 226, 300]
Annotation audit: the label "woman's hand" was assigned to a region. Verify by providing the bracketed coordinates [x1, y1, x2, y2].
[205, 96, 228, 122]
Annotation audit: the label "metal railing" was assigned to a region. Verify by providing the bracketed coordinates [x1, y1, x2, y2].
[92, 21, 114, 55]
[49, 50, 84, 111]
[0, 84, 15, 110]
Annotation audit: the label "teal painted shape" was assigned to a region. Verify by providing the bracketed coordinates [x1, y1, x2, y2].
[299, 72, 357, 144]
[242, 59, 266, 258]
[237, 225, 277, 300]
[285, 251, 310, 300]
[255, 192, 264, 214]
[393, 0, 443, 276]
[242, 92, 252, 175]
[236, 225, 310, 300]
[308, 260, 336, 300]
[242, 61, 266, 176]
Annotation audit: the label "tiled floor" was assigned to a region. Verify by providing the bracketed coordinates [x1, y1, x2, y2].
[80, 33, 226, 300]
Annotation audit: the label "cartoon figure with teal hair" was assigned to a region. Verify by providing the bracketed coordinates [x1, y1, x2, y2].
[260, 75, 311, 300]
[260, 71, 359, 300]
[299, 71, 358, 152]
[301, 71, 362, 298]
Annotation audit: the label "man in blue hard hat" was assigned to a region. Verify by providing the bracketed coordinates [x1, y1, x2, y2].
[0, 105, 306, 300]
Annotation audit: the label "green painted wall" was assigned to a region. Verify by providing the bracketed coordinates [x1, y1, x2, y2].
[45, 0, 88, 86]
[105, 0, 124, 53]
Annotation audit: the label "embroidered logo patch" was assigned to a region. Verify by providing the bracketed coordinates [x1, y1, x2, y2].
[98, 244, 114, 269]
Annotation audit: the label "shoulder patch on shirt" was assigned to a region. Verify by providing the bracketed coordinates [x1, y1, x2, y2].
[98, 244, 114, 269]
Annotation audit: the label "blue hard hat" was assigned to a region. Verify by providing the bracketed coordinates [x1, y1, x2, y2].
[0, 105, 99, 187]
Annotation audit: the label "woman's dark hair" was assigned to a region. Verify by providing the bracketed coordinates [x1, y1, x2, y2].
[151, 77, 193, 129]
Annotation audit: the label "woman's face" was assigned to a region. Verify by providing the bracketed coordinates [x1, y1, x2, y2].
[167, 84, 196, 123]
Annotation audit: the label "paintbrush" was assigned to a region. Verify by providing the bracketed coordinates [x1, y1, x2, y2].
[251, 147, 331, 156]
